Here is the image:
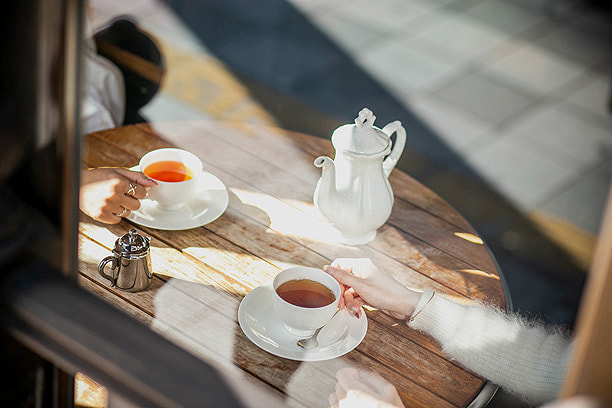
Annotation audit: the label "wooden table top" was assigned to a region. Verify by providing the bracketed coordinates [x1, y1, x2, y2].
[79, 121, 508, 408]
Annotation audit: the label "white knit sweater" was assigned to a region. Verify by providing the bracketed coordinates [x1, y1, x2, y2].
[408, 290, 572, 405]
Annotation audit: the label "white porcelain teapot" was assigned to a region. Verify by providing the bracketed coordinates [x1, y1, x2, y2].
[313, 108, 406, 245]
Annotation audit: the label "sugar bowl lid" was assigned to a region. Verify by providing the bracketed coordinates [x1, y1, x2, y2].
[113, 229, 150, 259]
[331, 108, 391, 155]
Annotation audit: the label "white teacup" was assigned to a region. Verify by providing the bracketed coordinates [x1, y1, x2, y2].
[272, 267, 341, 337]
[139, 148, 203, 210]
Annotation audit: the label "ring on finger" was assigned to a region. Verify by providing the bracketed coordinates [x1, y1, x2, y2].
[126, 183, 137, 197]
[116, 207, 128, 217]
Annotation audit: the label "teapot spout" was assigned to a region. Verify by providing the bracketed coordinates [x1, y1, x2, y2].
[313, 156, 339, 220]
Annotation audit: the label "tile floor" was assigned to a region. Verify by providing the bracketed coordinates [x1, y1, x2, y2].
[299, 0, 612, 231]
[88, 0, 611, 406]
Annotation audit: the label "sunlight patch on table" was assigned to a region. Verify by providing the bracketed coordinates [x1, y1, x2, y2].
[454, 232, 484, 244]
[186, 242, 312, 278]
[78, 234, 114, 265]
[79, 221, 120, 249]
[458, 268, 500, 280]
[150, 247, 250, 295]
[180, 246, 283, 281]
[178, 247, 315, 291]
[231, 188, 349, 245]
[179, 245, 258, 265]
[75, 372, 107, 408]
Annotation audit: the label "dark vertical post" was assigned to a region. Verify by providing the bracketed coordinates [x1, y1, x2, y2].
[1, 0, 84, 405]
[57, 0, 84, 280]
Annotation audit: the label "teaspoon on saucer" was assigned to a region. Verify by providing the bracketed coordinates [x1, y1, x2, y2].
[297, 309, 341, 350]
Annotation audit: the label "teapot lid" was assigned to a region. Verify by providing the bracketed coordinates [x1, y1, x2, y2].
[114, 229, 150, 259]
[331, 108, 390, 155]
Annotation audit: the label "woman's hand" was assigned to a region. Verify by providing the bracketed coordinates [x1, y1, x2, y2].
[323, 258, 421, 320]
[80, 167, 157, 224]
[329, 367, 404, 408]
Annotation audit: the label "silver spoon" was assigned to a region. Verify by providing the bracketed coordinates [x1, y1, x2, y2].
[297, 309, 341, 350]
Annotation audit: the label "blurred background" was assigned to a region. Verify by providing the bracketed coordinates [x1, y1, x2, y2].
[87, 0, 611, 406]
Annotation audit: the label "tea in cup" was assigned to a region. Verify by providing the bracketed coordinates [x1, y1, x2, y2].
[272, 267, 341, 336]
[139, 148, 203, 210]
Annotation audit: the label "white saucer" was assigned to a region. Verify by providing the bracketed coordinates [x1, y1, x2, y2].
[127, 170, 229, 230]
[238, 284, 368, 361]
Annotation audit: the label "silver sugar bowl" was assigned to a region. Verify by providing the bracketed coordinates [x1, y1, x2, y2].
[98, 229, 153, 292]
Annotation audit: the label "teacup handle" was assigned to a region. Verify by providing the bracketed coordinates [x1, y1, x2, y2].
[382, 121, 406, 178]
[98, 256, 118, 287]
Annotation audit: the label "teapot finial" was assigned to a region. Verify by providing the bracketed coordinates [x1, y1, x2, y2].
[355, 108, 376, 128]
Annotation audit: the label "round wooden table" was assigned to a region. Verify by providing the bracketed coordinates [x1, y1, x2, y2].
[79, 121, 509, 408]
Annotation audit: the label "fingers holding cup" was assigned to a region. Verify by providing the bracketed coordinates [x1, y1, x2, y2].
[344, 288, 364, 317]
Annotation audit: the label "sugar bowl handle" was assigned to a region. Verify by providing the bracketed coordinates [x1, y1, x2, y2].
[98, 256, 118, 287]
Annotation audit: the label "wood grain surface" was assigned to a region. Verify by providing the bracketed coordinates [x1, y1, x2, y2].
[79, 121, 507, 408]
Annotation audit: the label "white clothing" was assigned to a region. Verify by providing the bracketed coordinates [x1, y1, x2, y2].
[408, 290, 572, 405]
[80, 18, 125, 135]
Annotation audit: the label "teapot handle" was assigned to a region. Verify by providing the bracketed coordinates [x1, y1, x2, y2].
[98, 256, 118, 287]
[382, 121, 406, 178]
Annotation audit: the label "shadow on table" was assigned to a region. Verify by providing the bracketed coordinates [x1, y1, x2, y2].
[150, 276, 325, 402]
[161, 0, 586, 333]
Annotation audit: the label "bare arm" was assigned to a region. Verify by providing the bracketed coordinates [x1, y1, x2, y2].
[80, 167, 156, 224]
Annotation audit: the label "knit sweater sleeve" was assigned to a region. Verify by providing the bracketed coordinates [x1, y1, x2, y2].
[407, 290, 573, 405]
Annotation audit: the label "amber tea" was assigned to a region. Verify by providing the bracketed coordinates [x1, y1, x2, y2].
[144, 160, 193, 182]
[276, 279, 336, 308]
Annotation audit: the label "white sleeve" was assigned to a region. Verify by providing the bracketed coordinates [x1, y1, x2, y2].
[408, 290, 572, 405]
[80, 37, 125, 135]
